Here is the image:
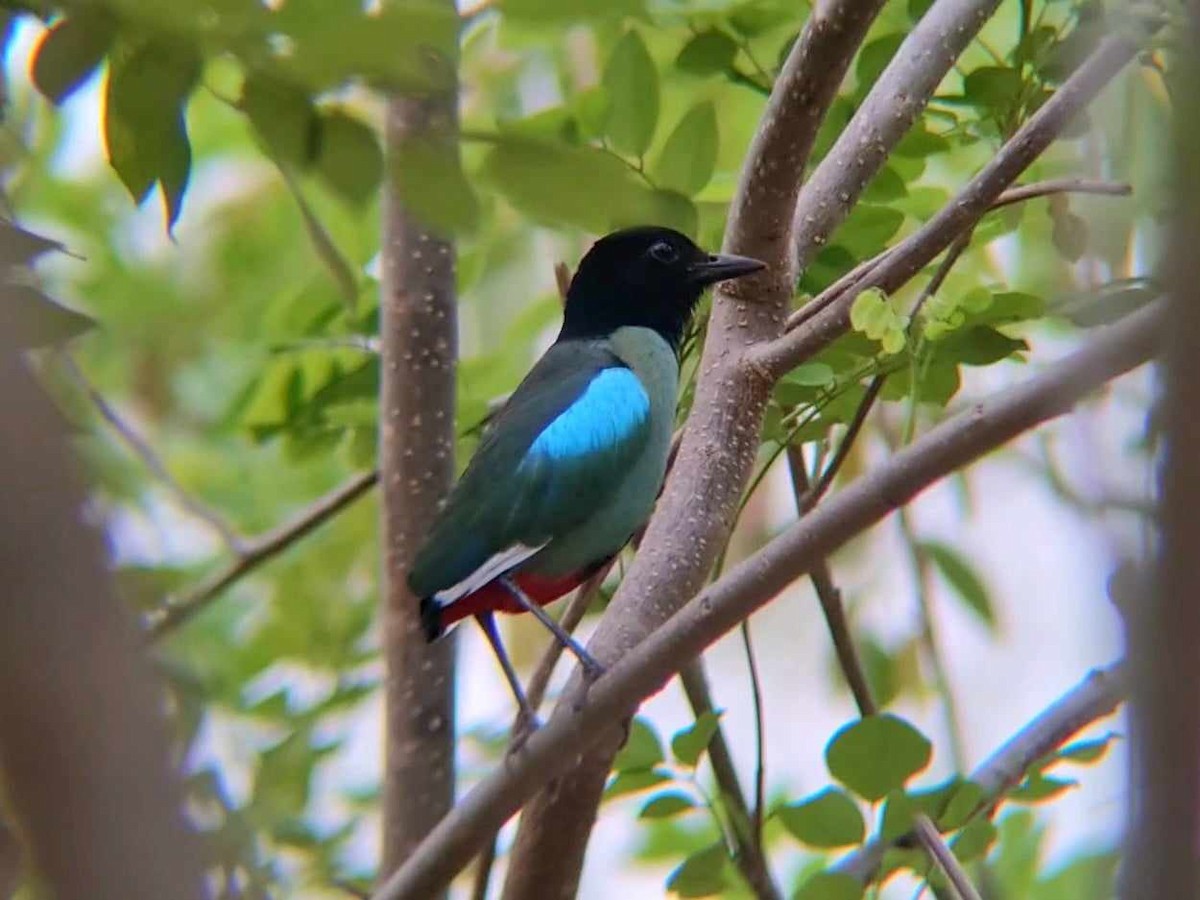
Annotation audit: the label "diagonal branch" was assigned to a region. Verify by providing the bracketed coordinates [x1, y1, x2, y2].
[144, 470, 378, 640]
[759, 31, 1153, 377]
[372, 302, 1163, 900]
[60, 352, 242, 551]
[496, 3, 890, 897]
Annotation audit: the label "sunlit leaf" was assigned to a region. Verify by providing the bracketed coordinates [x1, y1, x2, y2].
[826, 714, 932, 801]
[777, 787, 865, 848]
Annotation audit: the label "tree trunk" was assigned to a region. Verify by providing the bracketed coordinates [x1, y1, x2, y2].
[378, 14, 460, 882]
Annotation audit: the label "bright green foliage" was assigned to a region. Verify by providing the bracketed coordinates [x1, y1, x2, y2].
[776, 787, 865, 848]
[665, 841, 728, 898]
[670, 710, 723, 767]
[826, 714, 932, 802]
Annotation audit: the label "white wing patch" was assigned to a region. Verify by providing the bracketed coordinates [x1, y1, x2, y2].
[431, 542, 547, 607]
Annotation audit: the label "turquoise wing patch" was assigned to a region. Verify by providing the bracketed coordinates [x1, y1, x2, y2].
[526, 367, 650, 461]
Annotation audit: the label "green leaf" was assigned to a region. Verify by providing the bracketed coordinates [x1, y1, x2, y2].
[676, 30, 738, 75]
[856, 34, 904, 88]
[391, 135, 480, 233]
[103, 36, 200, 230]
[1055, 278, 1157, 328]
[794, 872, 864, 900]
[826, 714, 932, 801]
[776, 787, 865, 848]
[0, 223, 65, 267]
[283, 174, 360, 308]
[921, 540, 995, 628]
[653, 102, 718, 196]
[670, 710, 722, 767]
[241, 71, 318, 167]
[315, 110, 383, 207]
[1052, 210, 1088, 261]
[931, 325, 1027, 366]
[666, 842, 727, 898]
[963, 66, 1023, 110]
[951, 817, 997, 863]
[32, 11, 115, 104]
[836, 205, 905, 256]
[0, 286, 95, 347]
[604, 768, 671, 799]
[1055, 733, 1117, 765]
[879, 789, 917, 841]
[615, 716, 665, 771]
[1009, 772, 1076, 803]
[639, 792, 697, 819]
[785, 362, 836, 387]
[480, 137, 644, 232]
[603, 30, 659, 157]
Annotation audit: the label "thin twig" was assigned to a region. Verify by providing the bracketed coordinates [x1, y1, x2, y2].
[785, 178, 1133, 335]
[145, 470, 379, 639]
[787, 449, 876, 716]
[912, 813, 983, 900]
[678, 661, 783, 900]
[800, 377, 887, 514]
[739, 621, 767, 848]
[897, 505, 969, 772]
[60, 353, 242, 551]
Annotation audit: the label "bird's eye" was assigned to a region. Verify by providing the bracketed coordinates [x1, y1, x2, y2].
[648, 241, 678, 264]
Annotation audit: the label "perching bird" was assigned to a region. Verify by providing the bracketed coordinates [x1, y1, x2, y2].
[407, 225, 765, 720]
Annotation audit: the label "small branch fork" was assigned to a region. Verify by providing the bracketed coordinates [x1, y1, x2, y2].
[145, 471, 378, 639]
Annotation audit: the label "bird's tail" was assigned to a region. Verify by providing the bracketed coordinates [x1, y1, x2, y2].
[419, 596, 444, 642]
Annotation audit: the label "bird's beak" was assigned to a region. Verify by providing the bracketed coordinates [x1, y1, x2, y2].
[687, 252, 767, 286]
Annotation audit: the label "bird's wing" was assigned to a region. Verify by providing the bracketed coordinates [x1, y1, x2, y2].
[408, 342, 652, 599]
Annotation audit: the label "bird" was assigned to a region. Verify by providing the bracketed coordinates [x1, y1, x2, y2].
[407, 225, 765, 723]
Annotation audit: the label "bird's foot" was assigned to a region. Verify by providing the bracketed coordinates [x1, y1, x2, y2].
[579, 655, 606, 684]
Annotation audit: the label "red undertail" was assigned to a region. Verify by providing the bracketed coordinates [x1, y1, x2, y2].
[438, 569, 590, 630]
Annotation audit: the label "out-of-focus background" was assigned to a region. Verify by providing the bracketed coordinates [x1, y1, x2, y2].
[0, 0, 1168, 897]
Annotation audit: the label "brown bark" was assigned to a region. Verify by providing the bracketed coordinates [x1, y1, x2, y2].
[378, 20, 459, 881]
[1121, 11, 1200, 895]
[0, 336, 206, 896]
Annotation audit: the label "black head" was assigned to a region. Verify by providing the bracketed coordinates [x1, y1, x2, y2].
[559, 226, 766, 352]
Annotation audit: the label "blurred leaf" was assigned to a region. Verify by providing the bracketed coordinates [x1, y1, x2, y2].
[32, 10, 115, 104]
[794, 872, 864, 900]
[952, 817, 997, 863]
[1054, 733, 1117, 766]
[1052, 210, 1088, 261]
[785, 362, 835, 387]
[0, 222, 65, 266]
[614, 716, 664, 771]
[103, 35, 200, 229]
[653, 102, 718, 196]
[879, 789, 917, 841]
[836, 205, 905, 255]
[1009, 772, 1076, 803]
[931, 325, 1027, 366]
[603, 30, 659, 157]
[921, 540, 996, 628]
[605, 768, 671, 798]
[666, 842, 726, 897]
[480, 137, 645, 231]
[856, 34, 904, 88]
[963, 66, 1023, 110]
[284, 174, 360, 307]
[392, 134, 480, 232]
[777, 787, 865, 848]
[676, 30, 737, 75]
[1, 286, 95, 347]
[826, 714, 932, 801]
[315, 110, 383, 207]
[242, 71, 318, 167]
[639, 792, 697, 819]
[670, 710, 722, 767]
[501, 0, 644, 21]
[1055, 278, 1158, 328]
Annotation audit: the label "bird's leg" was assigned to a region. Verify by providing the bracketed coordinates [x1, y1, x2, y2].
[475, 611, 540, 745]
[498, 576, 606, 683]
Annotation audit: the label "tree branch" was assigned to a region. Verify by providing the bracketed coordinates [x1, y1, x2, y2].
[378, 40, 460, 882]
[497, 4, 890, 897]
[1122, 11, 1200, 893]
[760, 31, 1152, 377]
[679, 660, 783, 900]
[0, 343, 207, 898]
[835, 661, 1127, 881]
[788, 178, 1131, 334]
[144, 470, 378, 640]
[790, 0, 1004, 271]
[60, 351, 241, 551]
[373, 302, 1163, 900]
